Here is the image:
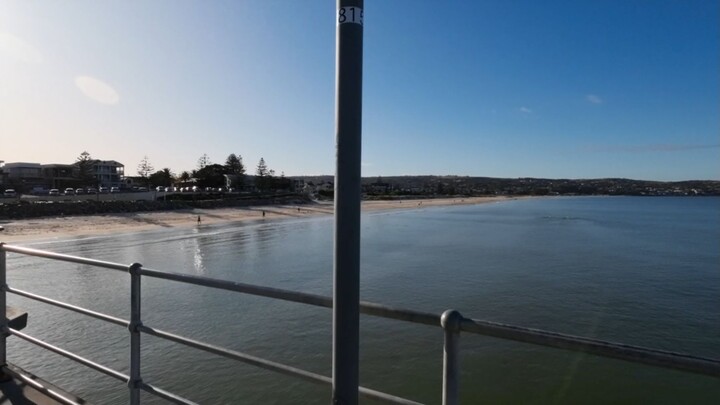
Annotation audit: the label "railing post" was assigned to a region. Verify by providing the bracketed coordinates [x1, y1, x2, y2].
[128, 263, 143, 404]
[441, 310, 462, 405]
[0, 245, 6, 372]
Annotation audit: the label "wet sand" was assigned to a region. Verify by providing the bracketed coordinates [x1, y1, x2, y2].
[0, 196, 522, 243]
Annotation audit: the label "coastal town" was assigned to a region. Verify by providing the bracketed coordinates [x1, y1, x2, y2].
[1, 156, 718, 204]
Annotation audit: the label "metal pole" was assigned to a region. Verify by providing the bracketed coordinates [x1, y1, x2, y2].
[128, 263, 143, 404]
[333, 1, 363, 404]
[0, 245, 6, 370]
[441, 310, 462, 405]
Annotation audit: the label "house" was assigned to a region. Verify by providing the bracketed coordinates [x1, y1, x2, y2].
[2, 162, 42, 180]
[90, 160, 124, 187]
[42, 164, 77, 189]
[0, 159, 125, 191]
[1, 162, 44, 190]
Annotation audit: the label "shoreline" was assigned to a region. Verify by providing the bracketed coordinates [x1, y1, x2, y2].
[0, 196, 525, 244]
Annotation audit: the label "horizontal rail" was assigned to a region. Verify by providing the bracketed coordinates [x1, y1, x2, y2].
[459, 318, 720, 377]
[7, 328, 129, 382]
[135, 266, 720, 378]
[141, 267, 440, 326]
[138, 324, 422, 405]
[360, 301, 440, 327]
[1, 244, 129, 272]
[2, 365, 83, 405]
[139, 324, 330, 385]
[140, 267, 334, 307]
[138, 381, 199, 405]
[5, 286, 129, 327]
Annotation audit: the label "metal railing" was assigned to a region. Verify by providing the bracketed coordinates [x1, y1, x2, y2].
[0, 243, 718, 405]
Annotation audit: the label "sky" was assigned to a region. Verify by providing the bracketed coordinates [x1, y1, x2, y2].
[1, 0, 718, 181]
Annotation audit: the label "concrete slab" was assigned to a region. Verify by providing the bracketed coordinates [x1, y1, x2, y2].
[6, 307, 28, 331]
[0, 364, 89, 405]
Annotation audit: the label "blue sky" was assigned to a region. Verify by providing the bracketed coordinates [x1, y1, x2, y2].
[1, 1, 718, 181]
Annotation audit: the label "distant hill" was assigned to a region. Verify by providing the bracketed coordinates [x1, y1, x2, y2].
[292, 175, 720, 196]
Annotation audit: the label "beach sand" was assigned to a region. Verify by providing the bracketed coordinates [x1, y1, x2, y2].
[0, 196, 520, 243]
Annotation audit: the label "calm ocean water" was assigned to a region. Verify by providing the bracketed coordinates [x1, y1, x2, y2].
[4, 197, 719, 404]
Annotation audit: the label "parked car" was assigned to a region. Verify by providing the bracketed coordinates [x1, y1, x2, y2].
[3, 189, 16, 197]
[49, 189, 60, 196]
[156, 186, 164, 192]
[165, 186, 173, 192]
[64, 188, 75, 195]
[99, 187, 109, 193]
[75, 188, 85, 195]
[138, 187, 148, 192]
[87, 187, 97, 194]
[110, 187, 120, 193]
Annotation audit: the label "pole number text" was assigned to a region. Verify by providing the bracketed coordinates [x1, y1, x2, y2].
[338, 7, 363, 25]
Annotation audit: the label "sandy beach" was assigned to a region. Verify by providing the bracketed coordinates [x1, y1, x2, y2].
[0, 196, 520, 243]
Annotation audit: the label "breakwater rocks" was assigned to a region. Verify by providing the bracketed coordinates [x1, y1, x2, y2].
[0, 195, 311, 220]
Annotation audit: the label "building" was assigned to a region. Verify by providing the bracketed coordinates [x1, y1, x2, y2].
[2, 162, 42, 180]
[0, 159, 125, 191]
[90, 160, 124, 187]
[42, 164, 77, 189]
[1, 162, 44, 190]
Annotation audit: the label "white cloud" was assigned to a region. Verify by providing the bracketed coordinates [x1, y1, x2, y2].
[519, 106, 532, 114]
[75, 76, 120, 105]
[0, 32, 43, 63]
[586, 94, 603, 104]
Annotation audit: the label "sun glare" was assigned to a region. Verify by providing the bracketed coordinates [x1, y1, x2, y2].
[0, 32, 43, 64]
[74, 76, 120, 105]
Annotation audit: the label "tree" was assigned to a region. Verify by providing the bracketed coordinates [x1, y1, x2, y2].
[225, 154, 245, 175]
[179, 171, 191, 182]
[224, 154, 245, 188]
[255, 158, 268, 177]
[149, 168, 174, 187]
[274, 171, 292, 191]
[137, 156, 154, 186]
[255, 158, 273, 191]
[196, 164, 227, 188]
[75, 151, 95, 186]
[197, 154, 211, 170]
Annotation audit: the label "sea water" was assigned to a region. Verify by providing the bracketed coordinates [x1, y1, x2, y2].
[4, 197, 719, 404]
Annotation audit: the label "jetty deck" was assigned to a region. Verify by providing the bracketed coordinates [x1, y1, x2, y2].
[1, 364, 88, 405]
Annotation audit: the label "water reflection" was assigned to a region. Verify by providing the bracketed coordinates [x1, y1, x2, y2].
[190, 227, 206, 274]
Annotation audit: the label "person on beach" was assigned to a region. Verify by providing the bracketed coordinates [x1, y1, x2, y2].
[197, 215, 201, 223]
[262, 210, 266, 217]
